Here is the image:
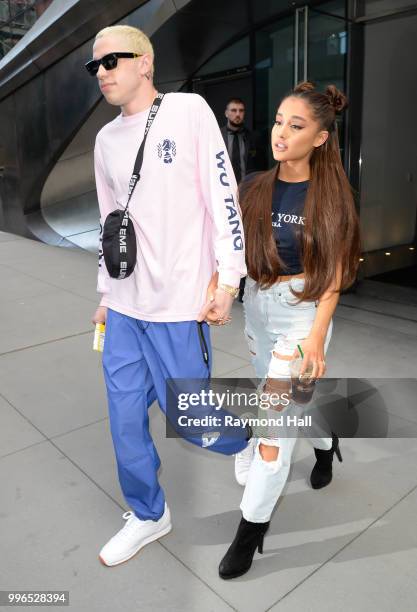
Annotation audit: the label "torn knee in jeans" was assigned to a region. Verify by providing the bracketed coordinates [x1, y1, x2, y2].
[259, 443, 279, 462]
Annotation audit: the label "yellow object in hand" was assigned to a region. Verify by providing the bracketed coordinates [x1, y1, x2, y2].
[93, 323, 105, 352]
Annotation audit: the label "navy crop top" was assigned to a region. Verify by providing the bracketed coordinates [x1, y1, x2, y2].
[271, 179, 308, 274]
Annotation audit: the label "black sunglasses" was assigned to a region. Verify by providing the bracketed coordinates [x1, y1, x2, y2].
[85, 52, 142, 76]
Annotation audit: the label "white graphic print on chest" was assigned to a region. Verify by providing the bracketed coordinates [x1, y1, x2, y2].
[272, 212, 305, 228]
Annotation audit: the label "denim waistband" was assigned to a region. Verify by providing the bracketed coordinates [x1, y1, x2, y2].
[245, 276, 305, 296]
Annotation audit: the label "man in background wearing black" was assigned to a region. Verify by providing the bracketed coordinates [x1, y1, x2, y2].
[220, 97, 265, 183]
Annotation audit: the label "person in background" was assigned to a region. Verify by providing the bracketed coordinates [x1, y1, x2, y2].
[220, 97, 264, 183]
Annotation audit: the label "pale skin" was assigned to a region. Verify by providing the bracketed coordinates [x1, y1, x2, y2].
[91, 33, 236, 326]
[247, 96, 342, 462]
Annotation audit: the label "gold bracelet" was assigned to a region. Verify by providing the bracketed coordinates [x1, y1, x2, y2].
[218, 283, 239, 299]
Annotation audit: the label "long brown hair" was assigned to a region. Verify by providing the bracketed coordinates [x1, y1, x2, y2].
[241, 81, 361, 301]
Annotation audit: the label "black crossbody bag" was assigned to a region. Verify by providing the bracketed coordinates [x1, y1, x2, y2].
[102, 93, 164, 279]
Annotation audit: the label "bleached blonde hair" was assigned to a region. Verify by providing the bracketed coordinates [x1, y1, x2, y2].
[95, 25, 154, 78]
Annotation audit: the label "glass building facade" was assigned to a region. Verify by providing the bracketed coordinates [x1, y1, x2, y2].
[186, 0, 417, 283]
[0, 0, 52, 59]
[188, 2, 348, 168]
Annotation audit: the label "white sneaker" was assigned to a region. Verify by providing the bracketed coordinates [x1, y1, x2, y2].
[99, 503, 172, 567]
[234, 438, 257, 486]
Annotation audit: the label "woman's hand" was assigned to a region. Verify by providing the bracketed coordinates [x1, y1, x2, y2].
[294, 333, 327, 379]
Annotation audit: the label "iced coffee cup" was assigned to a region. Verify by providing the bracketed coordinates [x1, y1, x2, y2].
[289, 353, 316, 404]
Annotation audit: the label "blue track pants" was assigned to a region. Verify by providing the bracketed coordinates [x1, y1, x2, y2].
[102, 308, 249, 521]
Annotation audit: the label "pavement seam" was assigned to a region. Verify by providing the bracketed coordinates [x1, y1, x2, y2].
[0, 439, 48, 461]
[3, 237, 417, 321]
[48, 439, 239, 612]
[155, 539, 238, 611]
[333, 312, 417, 337]
[0, 402, 112, 467]
[50, 417, 110, 441]
[0, 393, 238, 610]
[0, 391, 50, 441]
[344, 292, 417, 308]
[2, 237, 415, 608]
[0, 392, 108, 456]
[0, 335, 252, 367]
[336, 302, 417, 324]
[0, 392, 128, 530]
[265, 481, 417, 611]
[211, 309, 417, 365]
[4, 248, 415, 330]
[0, 329, 94, 357]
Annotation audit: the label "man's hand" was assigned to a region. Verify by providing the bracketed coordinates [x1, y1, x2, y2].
[197, 280, 234, 325]
[92, 305, 107, 325]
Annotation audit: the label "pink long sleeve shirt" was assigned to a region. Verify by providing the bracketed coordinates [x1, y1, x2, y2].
[94, 92, 246, 322]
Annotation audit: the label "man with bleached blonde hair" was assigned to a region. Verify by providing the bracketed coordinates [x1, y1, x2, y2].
[95, 25, 155, 79]
[85, 25, 250, 567]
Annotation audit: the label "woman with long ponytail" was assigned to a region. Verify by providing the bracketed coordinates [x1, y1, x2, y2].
[218, 82, 361, 579]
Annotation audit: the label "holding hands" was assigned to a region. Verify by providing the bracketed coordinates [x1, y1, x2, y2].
[197, 272, 234, 326]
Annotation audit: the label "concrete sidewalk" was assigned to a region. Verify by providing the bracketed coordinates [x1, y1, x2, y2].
[1, 230, 416, 612]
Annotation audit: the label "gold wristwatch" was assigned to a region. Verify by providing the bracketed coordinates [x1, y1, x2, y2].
[218, 283, 239, 299]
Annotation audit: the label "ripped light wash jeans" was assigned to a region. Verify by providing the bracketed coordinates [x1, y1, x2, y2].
[240, 276, 333, 523]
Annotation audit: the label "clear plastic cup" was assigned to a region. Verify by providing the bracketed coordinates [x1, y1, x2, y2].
[289, 356, 316, 403]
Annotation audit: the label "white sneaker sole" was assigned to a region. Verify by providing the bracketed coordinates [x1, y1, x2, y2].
[99, 522, 173, 567]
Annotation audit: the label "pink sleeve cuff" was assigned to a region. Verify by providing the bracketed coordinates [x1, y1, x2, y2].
[218, 271, 243, 288]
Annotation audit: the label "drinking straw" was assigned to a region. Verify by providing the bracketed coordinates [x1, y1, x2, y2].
[297, 344, 304, 358]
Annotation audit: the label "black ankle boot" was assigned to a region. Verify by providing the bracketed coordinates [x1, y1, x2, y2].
[219, 516, 269, 580]
[310, 432, 343, 490]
